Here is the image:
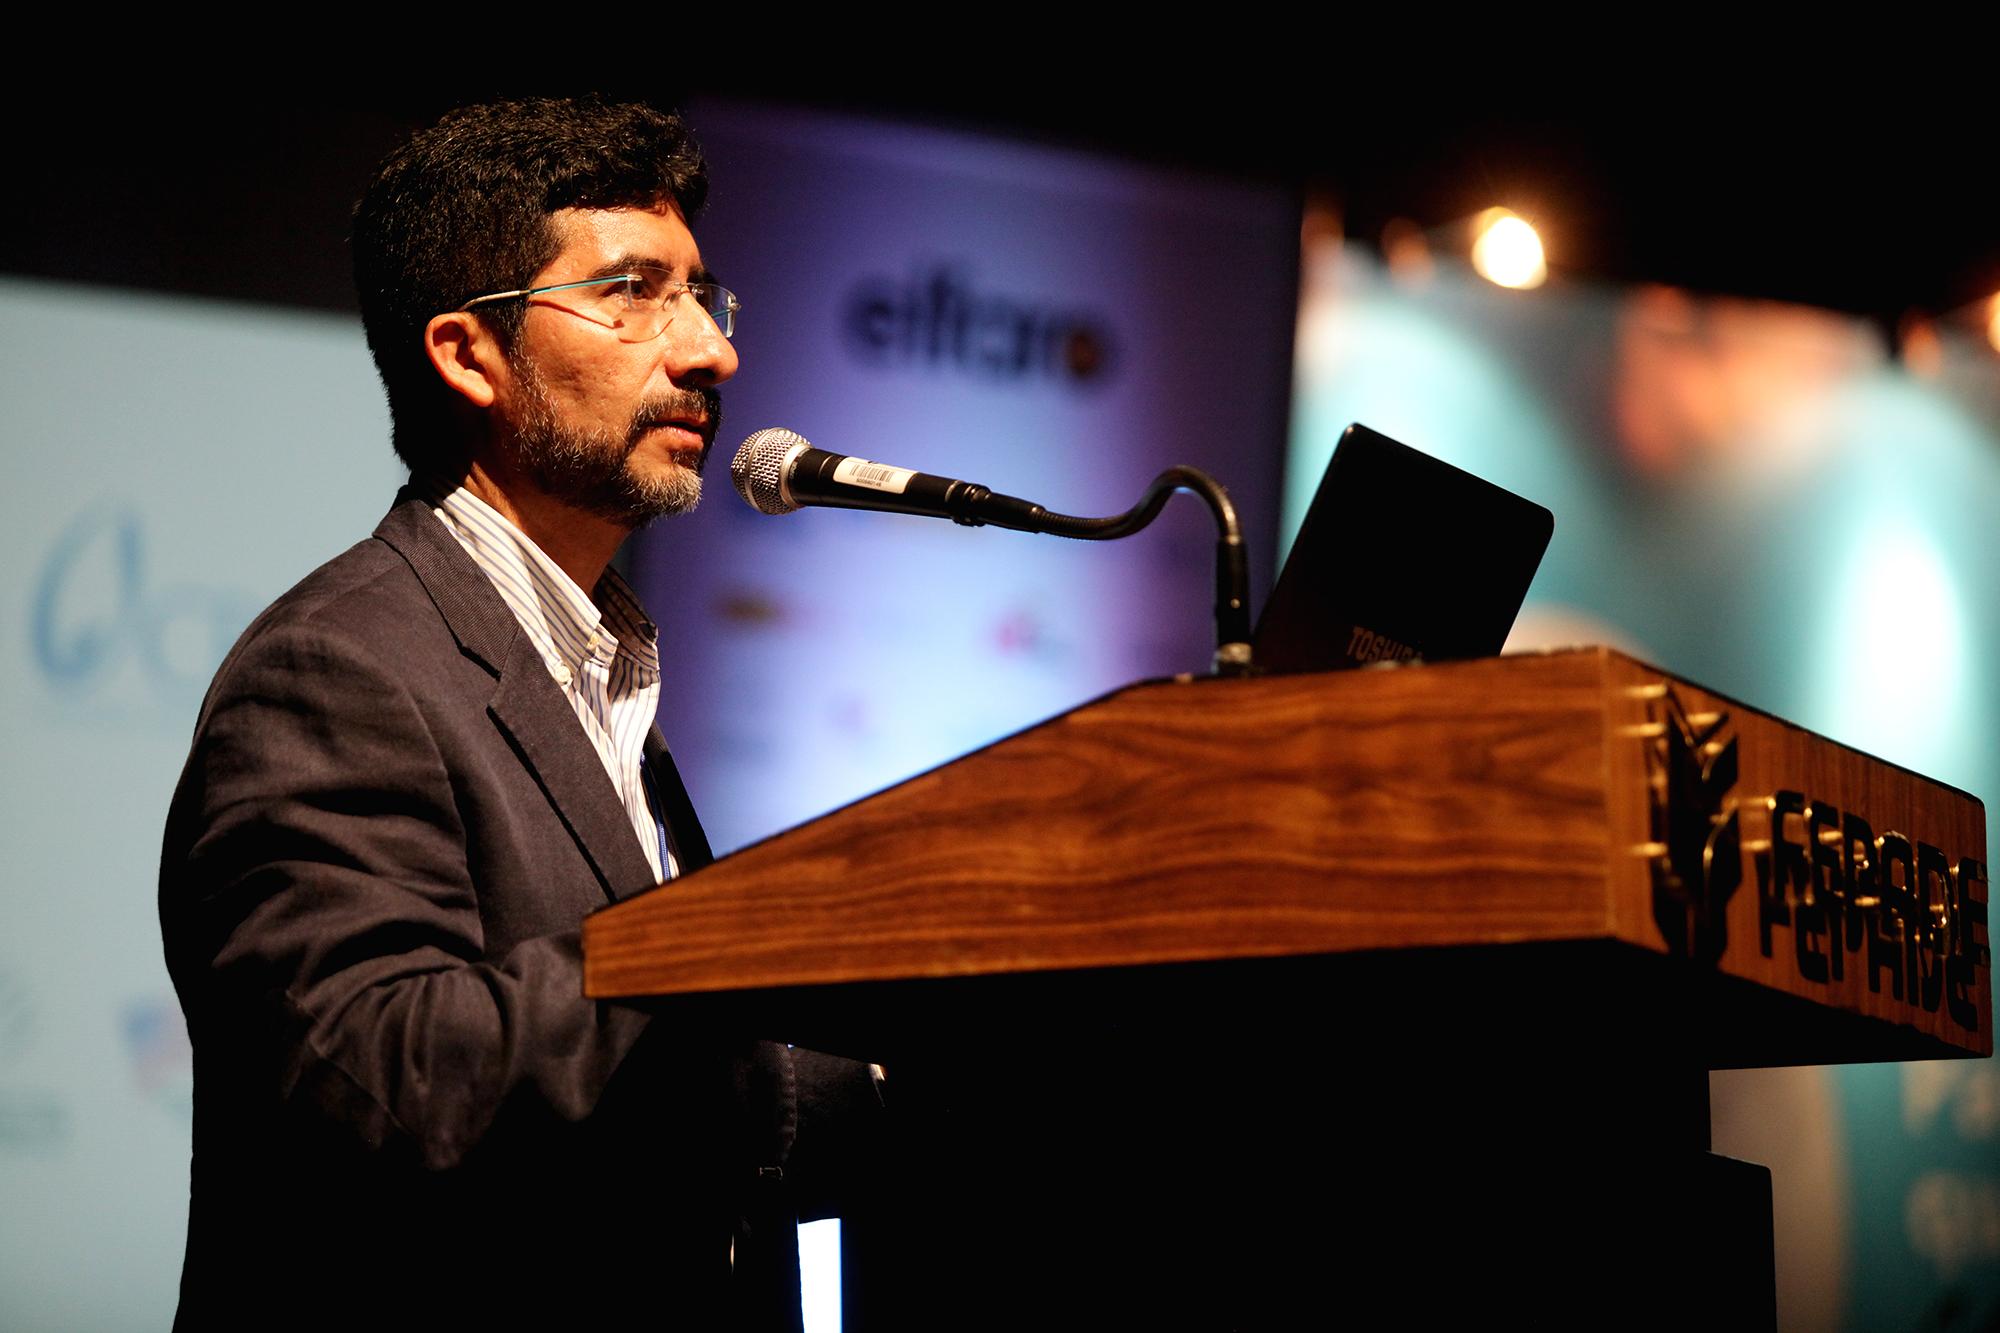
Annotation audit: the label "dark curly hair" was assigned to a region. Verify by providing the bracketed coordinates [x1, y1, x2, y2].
[351, 97, 708, 477]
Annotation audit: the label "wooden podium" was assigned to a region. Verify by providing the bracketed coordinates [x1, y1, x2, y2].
[585, 648, 1989, 1328]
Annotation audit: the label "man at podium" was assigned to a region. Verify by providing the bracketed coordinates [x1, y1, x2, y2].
[158, 97, 874, 1329]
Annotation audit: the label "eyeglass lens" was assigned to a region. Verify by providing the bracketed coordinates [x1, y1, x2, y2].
[608, 270, 737, 342]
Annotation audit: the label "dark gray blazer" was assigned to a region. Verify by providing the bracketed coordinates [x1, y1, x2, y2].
[160, 494, 816, 1328]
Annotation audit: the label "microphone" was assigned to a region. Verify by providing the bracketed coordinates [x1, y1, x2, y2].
[730, 428, 1049, 532]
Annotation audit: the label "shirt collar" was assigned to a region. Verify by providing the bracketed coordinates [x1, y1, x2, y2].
[419, 479, 660, 680]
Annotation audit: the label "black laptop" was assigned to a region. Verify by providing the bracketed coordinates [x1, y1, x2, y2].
[1252, 423, 1554, 674]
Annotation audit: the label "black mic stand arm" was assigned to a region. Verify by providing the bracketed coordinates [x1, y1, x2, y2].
[973, 466, 1252, 677]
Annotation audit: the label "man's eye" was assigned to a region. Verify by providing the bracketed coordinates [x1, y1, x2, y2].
[623, 273, 673, 306]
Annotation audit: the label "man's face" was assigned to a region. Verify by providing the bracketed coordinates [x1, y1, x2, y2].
[493, 205, 738, 527]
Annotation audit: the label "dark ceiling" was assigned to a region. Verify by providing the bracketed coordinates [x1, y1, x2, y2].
[7, 69, 1992, 330]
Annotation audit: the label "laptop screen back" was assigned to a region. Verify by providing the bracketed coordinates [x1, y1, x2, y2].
[1253, 423, 1554, 674]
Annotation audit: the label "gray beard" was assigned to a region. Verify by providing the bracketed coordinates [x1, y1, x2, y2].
[507, 359, 716, 528]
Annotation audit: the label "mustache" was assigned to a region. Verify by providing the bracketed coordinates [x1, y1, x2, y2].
[630, 387, 722, 449]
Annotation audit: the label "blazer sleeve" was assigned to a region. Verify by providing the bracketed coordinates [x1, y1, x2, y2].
[162, 610, 679, 1171]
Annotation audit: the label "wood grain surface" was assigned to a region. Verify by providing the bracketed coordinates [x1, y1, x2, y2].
[585, 647, 1989, 1060]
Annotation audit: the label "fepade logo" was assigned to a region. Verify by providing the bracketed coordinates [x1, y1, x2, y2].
[1642, 688, 1990, 1035]
[843, 264, 1117, 387]
[1642, 691, 1742, 966]
[1757, 789, 1988, 1032]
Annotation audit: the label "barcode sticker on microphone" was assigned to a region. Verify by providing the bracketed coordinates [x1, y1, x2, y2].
[832, 456, 916, 494]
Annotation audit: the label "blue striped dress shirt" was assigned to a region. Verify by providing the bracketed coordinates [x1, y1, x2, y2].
[422, 480, 675, 882]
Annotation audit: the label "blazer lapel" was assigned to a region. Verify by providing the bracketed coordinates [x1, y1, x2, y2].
[373, 491, 662, 903]
[487, 635, 661, 901]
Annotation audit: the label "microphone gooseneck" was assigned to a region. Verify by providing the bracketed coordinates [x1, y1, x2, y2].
[729, 429, 1252, 675]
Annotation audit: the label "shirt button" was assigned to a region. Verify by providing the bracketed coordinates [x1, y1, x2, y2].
[552, 664, 573, 686]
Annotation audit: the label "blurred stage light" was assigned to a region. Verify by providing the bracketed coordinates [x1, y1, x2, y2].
[1988, 293, 2000, 354]
[1470, 208, 1547, 289]
[1822, 520, 1969, 774]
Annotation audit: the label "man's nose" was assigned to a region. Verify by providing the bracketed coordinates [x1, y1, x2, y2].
[662, 296, 738, 387]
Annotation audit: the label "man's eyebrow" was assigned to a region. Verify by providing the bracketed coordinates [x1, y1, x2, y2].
[580, 254, 718, 285]
[580, 254, 662, 281]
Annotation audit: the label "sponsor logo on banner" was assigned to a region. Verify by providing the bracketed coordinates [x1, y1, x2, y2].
[29, 505, 258, 715]
[120, 996, 193, 1124]
[0, 961, 70, 1153]
[844, 263, 1116, 386]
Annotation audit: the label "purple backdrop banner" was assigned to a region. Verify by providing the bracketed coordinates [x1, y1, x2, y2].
[631, 104, 1298, 852]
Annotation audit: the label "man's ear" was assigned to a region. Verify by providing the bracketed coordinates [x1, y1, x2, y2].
[423, 311, 506, 409]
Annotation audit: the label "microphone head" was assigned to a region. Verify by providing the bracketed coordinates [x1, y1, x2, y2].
[731, 427, 813, 515]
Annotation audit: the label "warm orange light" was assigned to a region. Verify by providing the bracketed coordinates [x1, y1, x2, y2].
[1382, 217, 1435, 288]
[1902, 314, 1944, 379]
[1471, 208, 1547, 289]
[1987, 293, 2000, 355]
